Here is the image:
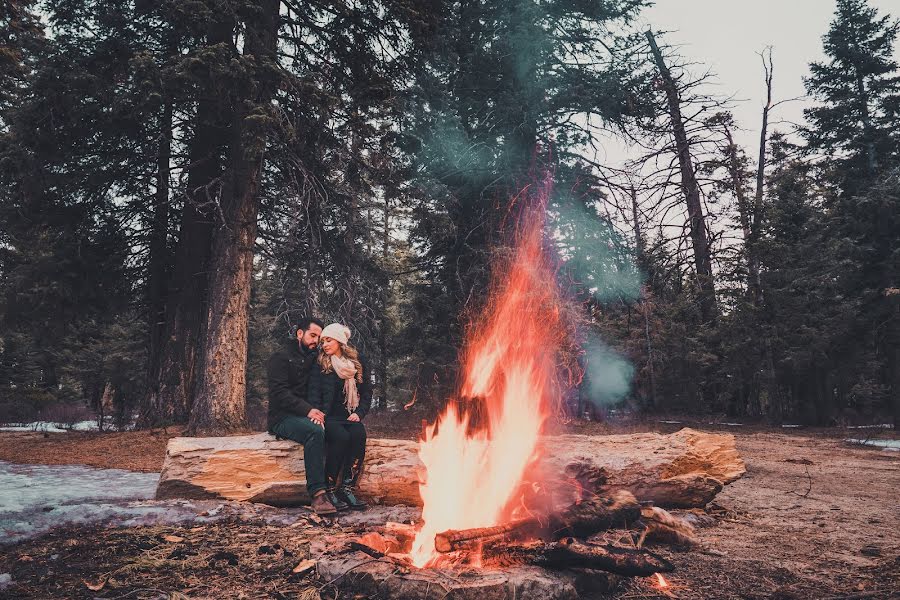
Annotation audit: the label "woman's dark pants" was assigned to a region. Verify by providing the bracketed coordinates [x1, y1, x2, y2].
[269, 416, 327, 496]
[324, 420, 367, 483]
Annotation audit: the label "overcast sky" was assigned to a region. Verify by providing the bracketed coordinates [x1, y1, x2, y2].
[602, 0, 900, 165]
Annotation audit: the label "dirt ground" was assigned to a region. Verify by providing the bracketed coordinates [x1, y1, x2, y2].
[1, 425, 898, 599]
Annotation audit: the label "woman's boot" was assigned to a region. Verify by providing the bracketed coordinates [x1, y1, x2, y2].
[336, 461, 367, 510]
[325, 476, 349, 512]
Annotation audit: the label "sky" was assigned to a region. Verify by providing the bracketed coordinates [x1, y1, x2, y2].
[612, 0, 900, 163]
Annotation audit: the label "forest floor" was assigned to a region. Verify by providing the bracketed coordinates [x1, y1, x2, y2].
[0, 419, 898, 599]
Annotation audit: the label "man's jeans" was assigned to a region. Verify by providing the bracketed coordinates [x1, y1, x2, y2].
[270, 416, 327, 496]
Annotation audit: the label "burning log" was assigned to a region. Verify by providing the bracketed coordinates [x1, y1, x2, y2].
[434, 518, 539, 553]
[539, 538, 674, 576]
[547, 490, 641, 538]
[433, 490, 641, 553]
[503, 538, 674, 577]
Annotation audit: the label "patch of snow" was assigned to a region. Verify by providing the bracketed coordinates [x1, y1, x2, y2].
[715, 422, 744, 427]
[781, 424, 802, 428]
[845, 439, 900, 451]
[658, 420, 683, 424]
[0, 573, 11, 591]
[0, 460, 421, 544]
[0, 419, 135, 433]
[846, 424, 893, 430]
[0, 460, 159, 542]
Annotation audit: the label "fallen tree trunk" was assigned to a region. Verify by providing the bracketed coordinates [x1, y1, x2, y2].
[156, 428, 745, 508]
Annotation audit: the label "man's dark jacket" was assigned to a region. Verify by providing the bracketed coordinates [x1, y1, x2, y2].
[308, 354, 373, 420]
[267, 339, 318, 429]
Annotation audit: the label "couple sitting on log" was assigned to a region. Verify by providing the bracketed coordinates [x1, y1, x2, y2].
[267, 317, 371, 515]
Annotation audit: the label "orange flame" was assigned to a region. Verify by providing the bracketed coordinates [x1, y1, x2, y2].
[410, 175, 565, 567]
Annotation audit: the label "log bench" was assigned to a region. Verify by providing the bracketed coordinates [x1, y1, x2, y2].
[154, 428, 745, 508]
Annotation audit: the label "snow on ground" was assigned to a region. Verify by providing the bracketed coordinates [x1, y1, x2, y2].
[0, 460, 420, 545]
[845, 438, 900, 451]
[0, 420, 103, 433]
[0, 419, 135, 433]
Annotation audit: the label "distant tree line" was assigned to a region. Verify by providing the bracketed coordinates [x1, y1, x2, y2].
[0, 0, 896, 431]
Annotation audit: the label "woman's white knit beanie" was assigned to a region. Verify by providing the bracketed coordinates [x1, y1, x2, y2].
[320, 323, 351, 345]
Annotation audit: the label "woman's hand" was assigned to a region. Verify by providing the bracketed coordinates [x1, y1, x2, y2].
[347, 412, 360, 422]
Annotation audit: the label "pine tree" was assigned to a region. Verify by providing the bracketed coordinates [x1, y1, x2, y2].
[804, 0, 900, 194]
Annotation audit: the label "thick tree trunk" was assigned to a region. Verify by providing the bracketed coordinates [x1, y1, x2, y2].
[188, 0, 280, 435]
[144, 15, 234, 427]
[646, 30, 716, 323]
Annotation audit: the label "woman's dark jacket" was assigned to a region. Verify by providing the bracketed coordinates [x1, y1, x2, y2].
[308, 354, 372, 420]
[267, 339, 318, 429]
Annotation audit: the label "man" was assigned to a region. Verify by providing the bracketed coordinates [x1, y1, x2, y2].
[267, 317, 337, 515]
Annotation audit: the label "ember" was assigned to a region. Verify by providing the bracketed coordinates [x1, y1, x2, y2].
[410, 173, 566, 567]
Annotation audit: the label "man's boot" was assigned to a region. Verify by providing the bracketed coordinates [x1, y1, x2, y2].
[325, 477, 349, 512]
[310, 490, 337, 516]
[336, 460, 367, 510]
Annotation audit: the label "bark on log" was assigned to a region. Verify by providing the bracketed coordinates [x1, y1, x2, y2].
[156, 428, 744, 508]
[511, 538, 674, 576]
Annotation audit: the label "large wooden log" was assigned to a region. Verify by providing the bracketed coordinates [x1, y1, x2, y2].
[155, 434, 420, 505]
[155, 428, 744, 508]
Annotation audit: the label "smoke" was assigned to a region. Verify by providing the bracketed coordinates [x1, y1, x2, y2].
[548, 189, 642, 411]
[549, 190, 642, 304]
[580, 334, 635, 408]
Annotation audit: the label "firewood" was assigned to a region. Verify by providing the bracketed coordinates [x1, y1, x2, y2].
[434, 518, 539, 552]
[547, 490, 641, 538]
[539, 538, 674, 576]
[505, 537, 674, 576]
[435, 491, 642, 553]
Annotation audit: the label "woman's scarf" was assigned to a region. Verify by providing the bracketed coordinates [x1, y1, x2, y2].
[330, 354, 359, 413]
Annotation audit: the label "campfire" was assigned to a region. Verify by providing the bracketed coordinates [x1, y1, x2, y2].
[312, 175, 703, 597]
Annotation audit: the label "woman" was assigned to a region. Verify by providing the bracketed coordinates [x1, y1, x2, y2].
[308, 323, 371, 511]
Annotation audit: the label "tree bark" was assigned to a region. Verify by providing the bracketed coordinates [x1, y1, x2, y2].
[646, 30, 716, 323]
[188, 0, 281, 435]
[144, 100, 172, 415]
[144, 14, 235, 427]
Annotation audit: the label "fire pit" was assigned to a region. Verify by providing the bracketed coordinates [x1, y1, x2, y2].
[309, 493, 696, 600]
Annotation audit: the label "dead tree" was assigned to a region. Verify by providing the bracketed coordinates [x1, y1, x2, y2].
[645, 29, 717, 324]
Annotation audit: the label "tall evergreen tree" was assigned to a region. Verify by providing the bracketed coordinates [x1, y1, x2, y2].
[803, 0, 900, 194]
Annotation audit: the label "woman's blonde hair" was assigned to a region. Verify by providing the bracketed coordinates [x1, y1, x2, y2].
[318, 342, 363, 383]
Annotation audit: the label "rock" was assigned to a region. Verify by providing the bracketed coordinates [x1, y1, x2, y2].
[155, 428, 745, 508]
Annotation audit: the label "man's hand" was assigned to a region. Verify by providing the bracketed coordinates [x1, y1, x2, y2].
[347, 412, 360, 422]
[307, 408, 325, 427]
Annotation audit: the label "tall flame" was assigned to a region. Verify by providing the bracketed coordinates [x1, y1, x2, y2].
[410, 174, 565, 567]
